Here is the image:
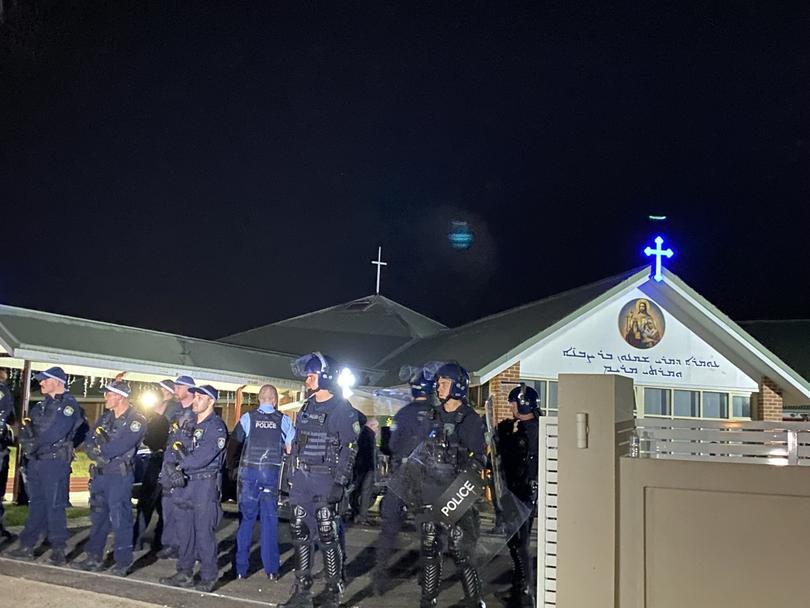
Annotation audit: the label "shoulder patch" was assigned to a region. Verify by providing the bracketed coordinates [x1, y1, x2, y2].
[193, 428, 204, 440]
[352, 421, 361, 435]
[217, 437, 226, 449]
[63, 405, 75, 416]
[130, 420, 142, 433]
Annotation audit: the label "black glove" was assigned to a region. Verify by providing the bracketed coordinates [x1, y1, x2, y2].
[327, 483, 344, 504]
[161, 465, 187, 489]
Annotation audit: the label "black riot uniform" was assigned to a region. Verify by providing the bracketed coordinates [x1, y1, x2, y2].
[497, 386, 540, 607]
[373, 366, 437, 589]
[282, 353, 360, 608]
[133, 400, 170, 550]
[415, 362, 487, 608]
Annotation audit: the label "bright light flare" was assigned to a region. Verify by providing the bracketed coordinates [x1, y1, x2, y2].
[337, 367, 356, 399]
[139, 390, 160, 409]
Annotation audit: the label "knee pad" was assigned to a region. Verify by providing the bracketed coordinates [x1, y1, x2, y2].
[448, 524, 470, 564]
[291, 505, 310, 543]
[315, 506, 337, 542]
[420, 521, 441, 559]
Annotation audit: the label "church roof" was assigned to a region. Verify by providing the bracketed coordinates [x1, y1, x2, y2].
[739, 320, 810, 386]
[0, 303, 300, 389]
[375, 269, 643, 385]
[220, 294, 446, 372]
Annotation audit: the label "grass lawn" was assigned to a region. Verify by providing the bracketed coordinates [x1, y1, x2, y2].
[7, 446, 93, 478]
[3, 505, 90, 527]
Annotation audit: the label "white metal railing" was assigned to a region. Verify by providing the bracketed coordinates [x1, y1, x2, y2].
[633, 418, 810, 466]
[537, 417, 558, 607]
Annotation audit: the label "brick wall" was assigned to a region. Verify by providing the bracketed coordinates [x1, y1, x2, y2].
[755, 376, 783, 422]
[486, 362, 521, 423]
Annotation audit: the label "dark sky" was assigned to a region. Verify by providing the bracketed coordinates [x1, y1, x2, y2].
[2, 2, 808, 340]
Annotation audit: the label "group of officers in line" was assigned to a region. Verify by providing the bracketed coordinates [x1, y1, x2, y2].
[0, 353, 540, 608]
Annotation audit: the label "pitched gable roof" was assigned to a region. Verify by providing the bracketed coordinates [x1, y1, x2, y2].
[375, 269, 645, 385]
[220, 294, 446, 370]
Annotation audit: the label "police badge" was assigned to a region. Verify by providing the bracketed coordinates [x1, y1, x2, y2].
[63, 405, 75, 416]
[130, 420, 142, 433]
[217, 437, 226, 449]
[193, 428, 204, 440]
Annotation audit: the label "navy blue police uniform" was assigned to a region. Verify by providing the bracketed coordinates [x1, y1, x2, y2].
[282, 353, 360, 608]
[417, 362, 487, 608]
[80, 382, 147, 575]
[0, 378, 15, 540]
[233, 402, 294, 578]
[496, 386, 540, 607]
[14, 367, 85, 563]
[160, 385, 227, 591]
[157, 401, 196, 557]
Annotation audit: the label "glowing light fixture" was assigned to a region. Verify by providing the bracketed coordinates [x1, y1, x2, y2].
[644, 236, 674, 282]
[139, 390, 160, 409]
[337, 367, 356, 399]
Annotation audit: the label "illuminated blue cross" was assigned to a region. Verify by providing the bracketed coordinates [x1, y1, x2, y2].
[644, 236, 674, 282]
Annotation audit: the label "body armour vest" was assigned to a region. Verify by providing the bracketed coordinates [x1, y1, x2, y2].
[242, 409, 284, 468]
[423, 404, 473, 479]
[294, 396, 348, 472]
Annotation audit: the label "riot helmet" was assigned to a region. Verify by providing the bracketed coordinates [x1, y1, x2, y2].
[508, 384, 539, 415]
[292, 351, 338, 393]
[435, 361, 470, 402]
[399, 363, 439, 399]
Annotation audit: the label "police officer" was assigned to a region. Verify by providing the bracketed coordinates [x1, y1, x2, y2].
[133, 381, 172, 551]
[232, 383, 294, 580]
[156, 375, 196, 560]
[75, 380, 146, 576]
[159, 384, 228, 592]
[496, 386, 540, 607]
[9, 367, 85, 565]
[281, 352, 360, 608]
[372, 365, 438, 591]
[416, 362, 487, 608]
[0, 369, 15, 542]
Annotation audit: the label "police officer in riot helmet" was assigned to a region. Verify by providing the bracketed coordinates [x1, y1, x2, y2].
[417, 362, 487, 608]
[282, 352, 360, 608]
[496, 385, 540, 607]
[372, 364, 438, 592]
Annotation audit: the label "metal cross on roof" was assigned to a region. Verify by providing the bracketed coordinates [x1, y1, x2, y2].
[644, 236, 674, 282]
[371, 245, 388, 294]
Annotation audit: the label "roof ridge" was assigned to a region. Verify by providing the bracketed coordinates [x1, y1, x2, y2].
[376, 295, 447, 329]
[451, 267, 646, 331]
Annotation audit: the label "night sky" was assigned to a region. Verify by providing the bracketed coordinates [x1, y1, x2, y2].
[2, 2, 808, 340]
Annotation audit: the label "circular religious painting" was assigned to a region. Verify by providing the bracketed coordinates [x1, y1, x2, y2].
[618, 298, 665, 349]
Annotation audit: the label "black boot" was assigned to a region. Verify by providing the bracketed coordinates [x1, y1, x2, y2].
[321, 582, 343, 608]
[280, 577, 314, 608]
[159, 571, 195, 588]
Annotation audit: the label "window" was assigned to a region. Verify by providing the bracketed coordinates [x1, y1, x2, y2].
[732, 395, 751, 418]
[644, 388, 671, 416]
[548, 381, 558, 412]
[674, 390, 700, 417]
[703, 392, 728, 418]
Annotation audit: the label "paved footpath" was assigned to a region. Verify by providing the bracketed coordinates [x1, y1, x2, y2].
[0, 502, 535, 608]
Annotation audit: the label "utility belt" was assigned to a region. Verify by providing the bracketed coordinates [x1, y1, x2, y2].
[187, 471, 219, 481]
[31, 445, 72, 462]
[299, 461, 332, 475]
[95, 461, 133, 476]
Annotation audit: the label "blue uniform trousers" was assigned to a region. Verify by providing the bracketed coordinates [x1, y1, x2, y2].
[173, 478, 221, 582]
[235, 466, 280, 577]
[86, 472, 135, 567]
[18, 458, 70, 550]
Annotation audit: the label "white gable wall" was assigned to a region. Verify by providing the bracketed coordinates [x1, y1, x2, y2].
[520, 287, 758, 394]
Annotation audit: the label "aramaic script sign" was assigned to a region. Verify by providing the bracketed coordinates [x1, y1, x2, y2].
[562, 346, 722, 379]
